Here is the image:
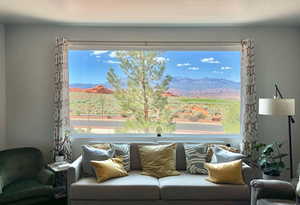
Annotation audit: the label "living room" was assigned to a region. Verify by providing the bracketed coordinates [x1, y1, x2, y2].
[0, 1, 300, 205]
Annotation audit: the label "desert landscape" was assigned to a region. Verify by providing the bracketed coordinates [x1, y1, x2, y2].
[69, 77, 240, 135]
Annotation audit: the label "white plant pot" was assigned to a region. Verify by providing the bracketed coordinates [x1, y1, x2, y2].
[55, 155, 65, 162]
[263, 173, 280, 180]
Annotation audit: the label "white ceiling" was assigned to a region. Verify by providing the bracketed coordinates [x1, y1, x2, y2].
[0, 0, 300, 26]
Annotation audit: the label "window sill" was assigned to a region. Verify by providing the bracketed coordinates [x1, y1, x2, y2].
[71, 133, 241, 144]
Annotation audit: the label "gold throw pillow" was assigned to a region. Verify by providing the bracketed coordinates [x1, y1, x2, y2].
[204, 159, 245, 185]
[138, 144, 180, 178]
[90, 158, 128, 182]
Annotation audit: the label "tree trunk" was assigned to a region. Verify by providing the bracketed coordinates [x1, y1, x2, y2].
[141, 51, 149, 122]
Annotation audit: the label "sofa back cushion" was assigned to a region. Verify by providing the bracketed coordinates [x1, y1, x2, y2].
[176, 143, 186, 170]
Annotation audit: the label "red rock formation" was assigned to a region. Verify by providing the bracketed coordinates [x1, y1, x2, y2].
[69, 85, 113, 94]
[162, 91, 177, 97]
[69, 88, 85, 92]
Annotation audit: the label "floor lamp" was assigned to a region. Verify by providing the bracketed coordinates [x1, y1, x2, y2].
[259, 84, 295, 178]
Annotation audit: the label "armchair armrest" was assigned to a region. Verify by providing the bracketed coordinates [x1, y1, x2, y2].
[0, 176, 3, 194]
[250, 179, 295, 205]
[37, 168, 55, 186]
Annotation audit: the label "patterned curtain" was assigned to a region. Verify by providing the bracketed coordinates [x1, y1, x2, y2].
[240, 39, 257, 156]
[53, 37, 72, 162]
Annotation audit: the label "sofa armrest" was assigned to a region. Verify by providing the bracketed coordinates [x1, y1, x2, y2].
[250, 179, 295, 205]
[242, 163, 261, 185]
[68, 156, 82, 185]
[37, 168, 55, 186]
[67, 156, 82, 205]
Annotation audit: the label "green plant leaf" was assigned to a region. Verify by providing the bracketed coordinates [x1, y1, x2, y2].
[262, 144, 274, 155]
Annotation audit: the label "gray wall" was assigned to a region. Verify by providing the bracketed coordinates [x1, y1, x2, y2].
[0, 24, 6, 150]
[5, 25, 300, 178]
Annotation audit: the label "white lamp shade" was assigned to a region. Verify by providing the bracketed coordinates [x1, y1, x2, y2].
[259, 98, 295, 116]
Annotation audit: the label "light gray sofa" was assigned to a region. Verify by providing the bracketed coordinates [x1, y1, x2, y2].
[68, 143, 258, 205]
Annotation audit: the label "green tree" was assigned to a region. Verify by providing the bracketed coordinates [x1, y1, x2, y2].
[98, 94, 106, 119]
[107, 51, 174, 133]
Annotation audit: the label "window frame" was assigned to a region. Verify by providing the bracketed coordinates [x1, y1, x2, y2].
[67, 41, 242, 144]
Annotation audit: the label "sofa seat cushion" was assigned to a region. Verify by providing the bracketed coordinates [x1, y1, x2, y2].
[159, 172, 250, 200]
[0, 179, 53, 204]
[70, 171, 160, 200]
[258, 199, 295, 205]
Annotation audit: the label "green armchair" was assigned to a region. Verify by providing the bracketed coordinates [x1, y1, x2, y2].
[0, 147, 55, 205]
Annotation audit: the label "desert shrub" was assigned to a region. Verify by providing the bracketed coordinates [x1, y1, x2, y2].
[121, 113, 128, 118]
[183, 114, 191, 119]
[196, 113, 207, 119]
[189, 113, 207, 122]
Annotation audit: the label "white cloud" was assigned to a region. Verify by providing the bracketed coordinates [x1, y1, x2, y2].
[90, 50, 108, 56]
[201, 57, 220, 64]
[106, 60, 121, 64]
[109, 51, 131, 58]
[109, 51, 117, 58]
[154, 57, 170, 63]
[213, 70, 223, 74]
[220, 66, 232, 70]
[176, 63, 191, 67]
[188, 67, 200, 71]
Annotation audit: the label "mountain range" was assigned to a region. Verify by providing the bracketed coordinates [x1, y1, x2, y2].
[70, 77, 240, 99]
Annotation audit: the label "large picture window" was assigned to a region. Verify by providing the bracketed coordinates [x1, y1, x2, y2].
[69, 46, 240, 137]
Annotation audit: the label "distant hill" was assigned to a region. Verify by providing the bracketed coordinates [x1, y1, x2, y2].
[170, 77, 239, 90]
[70, 77, 240, 99]
[168, 77, 240, 99]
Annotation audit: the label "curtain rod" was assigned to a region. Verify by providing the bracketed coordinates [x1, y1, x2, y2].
[68, 40, 241, 44]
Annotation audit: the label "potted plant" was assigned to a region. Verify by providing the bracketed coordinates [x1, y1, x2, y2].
[55, 130, 71, 162]
[255, 142, 288, 179]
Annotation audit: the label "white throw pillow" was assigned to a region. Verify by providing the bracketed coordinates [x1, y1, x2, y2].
[81, 145, 115, 176]
[211, 146, 245, 163]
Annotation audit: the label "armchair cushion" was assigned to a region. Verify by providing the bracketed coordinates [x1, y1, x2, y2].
[0, 179, 53, 204]
[37, 169, 55, 186]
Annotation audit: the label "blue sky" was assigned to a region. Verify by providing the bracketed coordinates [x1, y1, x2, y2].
[69, 50, 241, 84]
